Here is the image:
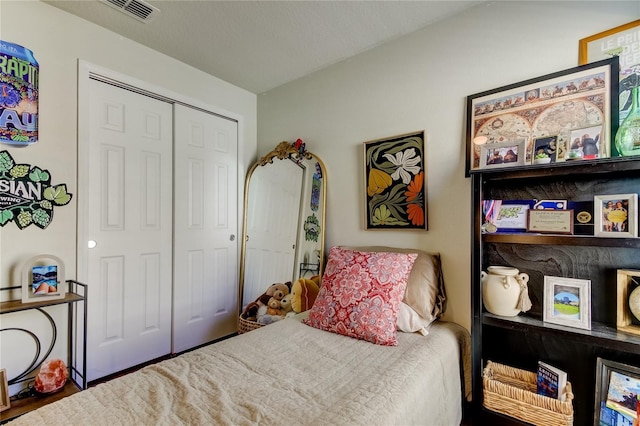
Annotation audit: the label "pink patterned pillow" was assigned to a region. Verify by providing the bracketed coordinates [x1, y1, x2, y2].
[304, 246, 417, 346]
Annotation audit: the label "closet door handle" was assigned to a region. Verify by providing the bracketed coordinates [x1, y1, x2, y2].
[230, 234, 235, 241]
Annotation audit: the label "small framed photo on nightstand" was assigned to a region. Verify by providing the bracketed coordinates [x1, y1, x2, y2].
[543, 276, 591, 330]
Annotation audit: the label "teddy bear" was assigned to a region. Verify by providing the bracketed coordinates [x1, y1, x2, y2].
[241, 281, 291, 321]
[266, 297, 283, 316]
[290, 276, 320, 313]
[256, 304, 283, 325]
[280, 293, 295, 318]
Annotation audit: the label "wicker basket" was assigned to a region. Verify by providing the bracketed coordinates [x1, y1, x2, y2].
[482, 361, 574, 426]
[238, 315, 264, 334]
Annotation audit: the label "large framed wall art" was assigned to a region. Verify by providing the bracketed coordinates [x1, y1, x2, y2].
[579, 20, 640, 125]
[363, 131, 427, 230]
[466, 57, 619, 176]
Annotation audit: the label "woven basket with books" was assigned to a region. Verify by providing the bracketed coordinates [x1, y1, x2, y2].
[482, 360, 574, 426]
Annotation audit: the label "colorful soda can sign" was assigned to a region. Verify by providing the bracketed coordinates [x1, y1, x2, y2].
[0, 40, 39, 146]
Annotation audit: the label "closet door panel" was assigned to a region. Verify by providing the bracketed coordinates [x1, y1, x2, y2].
[173, 105, 238, 352]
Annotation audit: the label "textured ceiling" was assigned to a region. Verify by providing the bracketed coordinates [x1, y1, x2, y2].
[44, 0, 485, 94]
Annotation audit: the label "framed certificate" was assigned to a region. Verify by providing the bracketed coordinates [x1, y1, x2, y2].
[528, 210, 574, 234]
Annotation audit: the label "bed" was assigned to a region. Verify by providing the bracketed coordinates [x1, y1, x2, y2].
[8, 247, 471, 426]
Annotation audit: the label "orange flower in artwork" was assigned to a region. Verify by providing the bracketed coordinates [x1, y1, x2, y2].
[404, 171, 423, 202]
[407, 204, 424, 226]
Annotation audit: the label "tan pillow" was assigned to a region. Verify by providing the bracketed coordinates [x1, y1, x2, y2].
[340, 246, 446, 323]
[396, 302, 431, 335]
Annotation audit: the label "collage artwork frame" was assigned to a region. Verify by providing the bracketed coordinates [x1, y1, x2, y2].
[594, 358, 640, 426]
[363, 131, 427, 230]
[543, 276, 591, 331]
[466, 57, 619, 176]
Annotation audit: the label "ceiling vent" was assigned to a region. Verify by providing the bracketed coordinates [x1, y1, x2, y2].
[101, 0, 159, 23]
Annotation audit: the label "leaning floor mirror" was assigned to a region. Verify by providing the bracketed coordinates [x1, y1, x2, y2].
[239, 140, 327, 311]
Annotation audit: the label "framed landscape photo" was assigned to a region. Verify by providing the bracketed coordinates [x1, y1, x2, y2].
[543, 276, 591, 330]
[594, 357, 640, 426]
[594, 193, 638, 238]
[579, 20, 640, 129]
[466, 57, 619, 175]
[363, 131, 427, 230]
[21, 254, 66, 303]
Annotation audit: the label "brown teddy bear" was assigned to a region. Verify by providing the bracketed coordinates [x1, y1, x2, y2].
[266, 297, 283, 316]
[241, 281, 291, 320]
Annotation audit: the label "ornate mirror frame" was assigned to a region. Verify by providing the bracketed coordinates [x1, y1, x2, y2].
[239, 141, 327, 311]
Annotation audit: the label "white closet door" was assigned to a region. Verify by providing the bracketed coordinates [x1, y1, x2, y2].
[85, 79, 173, 381]
[173, 104, 238, 353]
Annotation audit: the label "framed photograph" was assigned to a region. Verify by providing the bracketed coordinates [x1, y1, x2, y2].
[567, 125, 604, 161]
[527, 209, 574, 235]
[21, 254, 66, 303]
[0, 369, 8, 412]
[543, 276, 591, 330]
[466, 57, 619, 175]
[479, 139, 525, 169]
[363, 131, 427, 230]
[579, 20, 640, 129]
[482, 200, 534, 233]
[594, 357, 640, 426]
[594, 194, 638, 238]
[616, 269, 640, 336]
[532, 135, 558, 164]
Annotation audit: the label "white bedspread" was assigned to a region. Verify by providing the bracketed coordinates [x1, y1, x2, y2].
[9, 314, 470, 426]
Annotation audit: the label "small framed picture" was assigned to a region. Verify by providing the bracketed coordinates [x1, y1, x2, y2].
[479, 139, 525, 169]
[567, 124, 605, 160]
[527, 209, 574, 234]
[594, 194, 638, 238]
[0, 369, 8, 412]
[617, 269, 640, 336]
[532, 135, 558, 164]
[21, 254, 66, 304]
[594, 358, 640, 426]
[482, 200, 534, 233]
[543, 276, 591, 330]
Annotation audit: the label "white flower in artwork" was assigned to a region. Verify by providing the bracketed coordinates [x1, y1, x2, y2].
[383, 148, 421, 184]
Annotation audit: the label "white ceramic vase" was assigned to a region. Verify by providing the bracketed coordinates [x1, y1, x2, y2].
[481, 266, 531, 317]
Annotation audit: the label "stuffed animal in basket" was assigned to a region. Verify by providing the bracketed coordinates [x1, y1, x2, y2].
[241, 281, 291, 321]
[290, 276, 320, 313]
[266, 297, 284, 316]
[280, 293, 295, 318]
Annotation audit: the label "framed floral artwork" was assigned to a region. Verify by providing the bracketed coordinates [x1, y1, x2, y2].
[363, 131, 427, 230]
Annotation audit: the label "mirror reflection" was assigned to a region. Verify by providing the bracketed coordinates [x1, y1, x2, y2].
[240, 141, 327, 310]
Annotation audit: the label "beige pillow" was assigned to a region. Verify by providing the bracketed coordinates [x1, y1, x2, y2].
[396, 302, 431, 335]
[340, 246, 446, 324]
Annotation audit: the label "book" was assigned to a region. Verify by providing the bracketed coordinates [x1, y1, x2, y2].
[537, 361, 568, 401]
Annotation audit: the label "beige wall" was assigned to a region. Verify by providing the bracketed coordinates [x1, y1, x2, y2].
[0, 1, 257, 290]
[257, 1, 640, 331]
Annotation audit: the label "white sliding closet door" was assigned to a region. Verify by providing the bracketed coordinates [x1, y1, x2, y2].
[85, 79, 173, 381]
[173, 104, 239, 353]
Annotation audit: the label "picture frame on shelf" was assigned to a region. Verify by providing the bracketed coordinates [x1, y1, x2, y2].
[567, 125, 604, 161]
[363, 131, 427, 230]
[0, 369, 8, 412]
[579, 20, 640, 127]
[594, 193, 638, 238]
[482, 200, 534, 233]
[21, 254, 66, 304]
[594, 357, 640, 426]
[527, 209, 574, 235]
[543, 276, 591, 330]
[465, 57, 619, 175]
[532, 135, 559, 164]
[479, 139, 525, 169]
[616, 269, 640, 336]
